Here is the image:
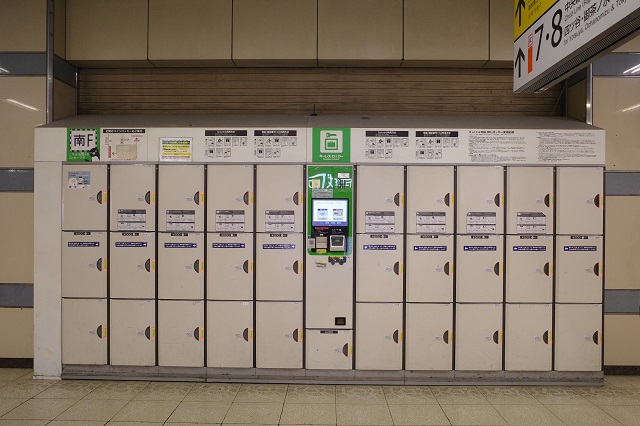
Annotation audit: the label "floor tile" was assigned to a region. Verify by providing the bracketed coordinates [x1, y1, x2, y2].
[183, 383, 241, 402]
[285, 385, 335, 404]
[430, 387, 488, 405]
[279, 403, 336, 425]
[0, 381, 56, 399]
[440, 404, 507, 425]
[0, 370, 32, 382]
[476, 386, 540, 405]
[527, 386, 593, 405]
[335, 385, 387, 405]
[545, 404, 622, 425]
[133, 382, 194, 401]
[105, 423, 164, 426]
[336, 403, 393, 425]
[55, 399, 128, 422]
[0, 401, 27, 418]
[0, 420, 49, 426]
[48, 421, 106, 426]
[234, 384, 289, 403]
[388, 404, 450, 425]
[605, 377, 640, 390]
[599, 405, 640, 426]
[0, 381, 11, 389]
[109, 400, 180, 423]
[84, 382, 150, 401]
[1, 399, 77, 421]
[166, 401, 231, 423]
[574, 387, 640, 406]
[493, 404, 563, 425]
[383, 386, 438, 405]
[222, 402, 283, 424]
[34, 380, 102, 399]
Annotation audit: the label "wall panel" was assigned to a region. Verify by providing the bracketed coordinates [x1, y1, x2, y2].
[0, 308, 34, 358]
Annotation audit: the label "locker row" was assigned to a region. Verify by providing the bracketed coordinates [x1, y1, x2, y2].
[62, 299, 602, 372]
[63, 164, 604, 235]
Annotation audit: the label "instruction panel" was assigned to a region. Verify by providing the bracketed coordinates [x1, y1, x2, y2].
[103, 129, 147, 162]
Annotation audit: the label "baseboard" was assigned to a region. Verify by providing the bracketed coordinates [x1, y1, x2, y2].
[604, 366, 640, 375]
[0, 358, 33, 368]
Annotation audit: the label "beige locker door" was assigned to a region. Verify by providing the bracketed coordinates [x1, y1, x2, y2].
[405, 303, 453, 371]
[407, 166, 454, 234]
[158, 300, 205, 367]
[208, 165, 254, 233]
[457, 166, 504, 234]
[62, 298, 107, 365]
[505, 304, 552, 371]
[555, 304, 602, 371]
[455, 303, 503, 371]
[256, 301, 303, 369]
[110, 164, 156, 231]
[456, 235, 504, 303]
[256, 233, 303, 301]
[110, 299, 155, 366]
[306, 330, 352, 370]
[158, 165, 204, 232]
[506, 167, 554, 235]
[207, 301, 253, 368]
[306, 253, 353, 329]
[256, 165, 303, 233]
[406, 235, 453, 303]
[62, 164, 107, 231]
[356, 234, 404, 303]
[356, 165, 404, 234]
[355, 302, 403, 370]
[556, 235, 603, 303]
[158, 232, 204, 300]
[62, 231, 107, 298]
[557, 167, 603, 235]
[207, 233, 254, 301]
[110, 232, 156, 299]
[505, 235, 553, 303]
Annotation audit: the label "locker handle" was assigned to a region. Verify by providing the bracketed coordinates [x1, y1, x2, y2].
[393, 262, 401, 275]
[342, 343, 349, 357]
[543, 262, 550, 276]
[394, 193, 401, 207]
[145, 326, 152, 340]
[593, 263, 601, 277]
[393, 330, 399, 344]
[144, 191, 151, 205]
[293, 192, 299, 206]
[443, 330, 449, 344]
[544, 194, 551, 207]
[493, 330, 500, 344]
[293, 328, 299, 342]
[293, 260, 299, 274]
[494, 193, 501, 207]
[194, 260, 200, 273]
[243, 260, 250, 274]
[243, 328, 249, 342]
[543, 330, 549, 345]
[592, 331, 599, 345]
[493, 262, 501, 276]
[243, 191, 250, 205]
[594, 194, 601, 208]
[97, 258, 103, 271]
[96, 325, 103, 339]
[145, 259, 151, 273]
[444, 193, 451, 207]
[194, 191, 200, 205]
[194, 327, 200, 341]
[444, 262, 450, 276]
[97, 191, 103, 204]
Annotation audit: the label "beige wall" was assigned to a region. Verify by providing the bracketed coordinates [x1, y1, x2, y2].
[0, 309, 34, 358]
[0, 0, 47, 52]
[605, 198, 640, 290]
[605, 315, 640, 365]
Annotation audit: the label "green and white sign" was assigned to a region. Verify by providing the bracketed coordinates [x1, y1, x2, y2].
[312, 128, 350, 163]
[67, 128, 100, 162]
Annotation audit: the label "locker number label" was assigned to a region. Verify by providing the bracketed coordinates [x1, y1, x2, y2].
[67, 128, 100, 162]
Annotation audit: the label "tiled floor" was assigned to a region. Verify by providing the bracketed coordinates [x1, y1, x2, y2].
[1, 369, 640, 425]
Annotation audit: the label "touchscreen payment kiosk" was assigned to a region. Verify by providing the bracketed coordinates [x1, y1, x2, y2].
[311, 198, 348, 254]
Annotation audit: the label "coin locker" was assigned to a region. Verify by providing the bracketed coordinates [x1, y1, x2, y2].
[158, 300, 205, 367]
[356, 165, 404, 234]
[504, 304, 552, 371]
[158, 165, 204, 232]
[157, 232, 204, 300]
[406, 235, 453, 303]
[62, 298, 107, 365]
[405, 303, 453, 371]
[505, 235, 553, 303]
[207, 233, 254, 301]
[555, 304, 602, 371]
[207, 301, 253, 368]
[256, 233, 303, 301]
[455, 303, 502, 371]
[355, 302, 403, 370]
[109, 299, 155, 366]
[306, 259, 353, 329]
[110, 232, 156, 299]
[457, 166, 504, 235]
[306, 330, 352, 370]
[456, 235, 504, 303]
[356, 234, 404, 303]
[208, 165, 254, 233]
[256, 165, 303, 233]
[556, 167, 603, 235]
[555, 235, 603, 303]
[407, 166, 454, 234]
[256, 301, 303, 369]
[506, 167, 554, 235]
[62, 164, 107, 231]
[110, 164, 156, 231]
[62, 231, 107, 298]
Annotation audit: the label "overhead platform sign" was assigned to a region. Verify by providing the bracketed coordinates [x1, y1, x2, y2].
[513, 0, 640, 92]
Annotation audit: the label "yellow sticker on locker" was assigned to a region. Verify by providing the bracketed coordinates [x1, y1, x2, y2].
[103, 191, 107, 203]
[501, 194, 504, 207]
[103, 259, 107, 270]
[401, 194, 405, 206]
[250, 192, 255, 204]
[152, 327, 156, 340]
[450, 194, 454, 206]
[152, 260, 156, 271]
[152, 192, 156, 204]
[103, 325, 108, 339]
[201, 192, 205, 204]
[201, 328, 205, 340]
[548, 331, 552, 344]
[250, 261, 254, 272]
[250, 328, 254, 341]
[349, 344, 353, 356]
[200, 260, 205, 272]
[299, 329, 303, 342]
[299, 261, 303, 273]
[399, 330, 403, 343]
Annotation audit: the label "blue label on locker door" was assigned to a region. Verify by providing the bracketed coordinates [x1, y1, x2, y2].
[413, 246, 447, 251]
[363, 245, 397, 250]
[463, 246, 497, 251]
[512, 246, 546, 251]
[564, 246, 597, 251]
[263, 244, 296, 249]
[67, 242, 99, 247]
[164, 243, 197, 248]
[115, 242, 148, 248]
[212, 243, 246, 249]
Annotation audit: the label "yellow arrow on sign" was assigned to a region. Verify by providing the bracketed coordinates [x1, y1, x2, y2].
[514, 0, 559, 41]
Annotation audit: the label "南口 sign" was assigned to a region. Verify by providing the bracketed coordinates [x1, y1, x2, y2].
[514, 0, 640, 92]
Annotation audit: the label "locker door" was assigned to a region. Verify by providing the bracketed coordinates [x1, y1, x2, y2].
[158, 232, 204, 300]
[456, 235, 504, 303]
[355, 303, 403, 370]
[158, 300, 205, 367]
[406, 235, 453, 303]
[207, 233, 254, 300]
[110, 299, 155, 366]
[208, 165, 254, 233]
[356, 166, 404, 234]
[457, 166, 504, 234]
[158, 165, 204, 232]
[256, 165, 303, 233]
[306, 254, 353, 329]
[455, 303, 502, 371]
[62, 164, 107, 231]
[557, 167, 603, 235]
[505, 304, 552, 371]
[110, 232, 156, 299]
[256, 301, 303, 368]
[207, 301, 253, 368]
[407, 166, 454, 234]
[556, 235, 603, 303]
[506, 167, 554, 235]
[62, 231, 107, 298]
[505, 235, 553, 303]
[62, 298, 107, 365]
[356, 234, 404, 303]
[256, 233, 303, 301]
[555, 304, 602, 371]
[110, 164, 156, 231]
[306, 330, 352, 370]
[405, 303, 453, 371]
